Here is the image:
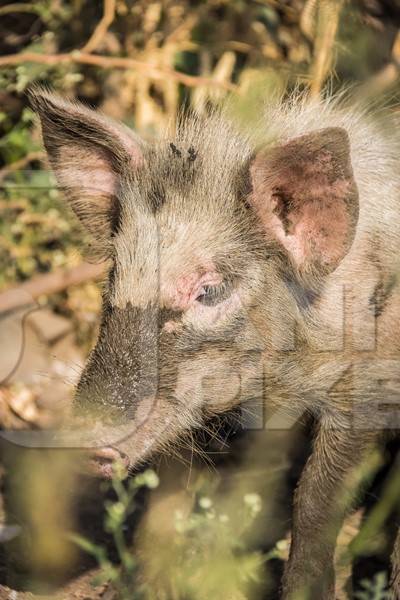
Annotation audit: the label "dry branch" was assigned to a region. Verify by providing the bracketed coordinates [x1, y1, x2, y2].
[0, 3, 42, 17]
[81, 0, 117, 54]
[0, 151, 45, 182]
[0, 261, 107, 314]
[0, 52, 237, 91]
[309, 0, 343, 97]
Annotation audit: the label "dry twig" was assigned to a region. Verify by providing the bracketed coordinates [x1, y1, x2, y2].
[0, 52, 237, 91]
[0, 151, 45, 182]
[81, 0, 117, 54]
[309, 0, 343, 97]
[0, 3, 42, 17]
[0, 261, 107, 314]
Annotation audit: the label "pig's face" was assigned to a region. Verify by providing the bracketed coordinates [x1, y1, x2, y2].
[74, 132, 271, 474]
[30, 90, 358, 476]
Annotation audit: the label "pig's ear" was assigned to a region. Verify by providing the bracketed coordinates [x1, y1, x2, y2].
[28, 88, 143, 238]
[249, 128, 359, 279]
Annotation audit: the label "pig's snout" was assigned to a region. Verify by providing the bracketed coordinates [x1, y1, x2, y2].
[85, 446, 130, 479]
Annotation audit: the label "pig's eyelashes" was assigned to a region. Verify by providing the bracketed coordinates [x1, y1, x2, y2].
[195, 283, 231, 306]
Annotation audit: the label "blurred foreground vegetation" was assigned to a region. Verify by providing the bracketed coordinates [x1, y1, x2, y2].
[6, 440, 399, 599]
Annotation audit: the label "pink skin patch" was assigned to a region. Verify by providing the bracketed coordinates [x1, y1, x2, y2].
[270, 180, 352, 268]
[162, 270, 225, 331]
[250, 128, 358, 273]
[170, 271, 222, 311]
[163, 320, 179, 333]
[86, 446, 130, 478]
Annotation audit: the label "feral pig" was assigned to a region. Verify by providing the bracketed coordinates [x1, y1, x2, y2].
[30, 88, 400, 599]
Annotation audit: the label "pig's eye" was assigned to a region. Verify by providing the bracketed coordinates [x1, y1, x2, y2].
[195, 283, 230, 306]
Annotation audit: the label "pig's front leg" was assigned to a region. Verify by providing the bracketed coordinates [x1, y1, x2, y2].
[281, 419, 375, 600]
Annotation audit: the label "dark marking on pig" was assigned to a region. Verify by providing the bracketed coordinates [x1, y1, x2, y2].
[369, 274, 396, 317]
[107, 264, 117, 299]
[234, 159, 253, 202]
[272, 187, 294, 235]
[284, 275, 320, 310]
[147, 183, 166, 211]
[76, 305, 160, 420]
[188, 146, 198, 162]
[142, 145, 203, 201]
[169, 143, 182, 157]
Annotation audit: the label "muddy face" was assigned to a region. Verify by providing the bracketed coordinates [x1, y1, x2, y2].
[75, 142, 270, 473]
[30, 90, 359, 475]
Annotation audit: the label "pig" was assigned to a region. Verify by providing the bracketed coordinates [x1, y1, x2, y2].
[29, 88, 400, 599]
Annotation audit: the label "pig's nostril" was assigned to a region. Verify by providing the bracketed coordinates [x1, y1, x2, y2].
[86, 446, 130, 479]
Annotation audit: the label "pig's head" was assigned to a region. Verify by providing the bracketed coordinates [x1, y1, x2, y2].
[30, 90, 358, 476]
